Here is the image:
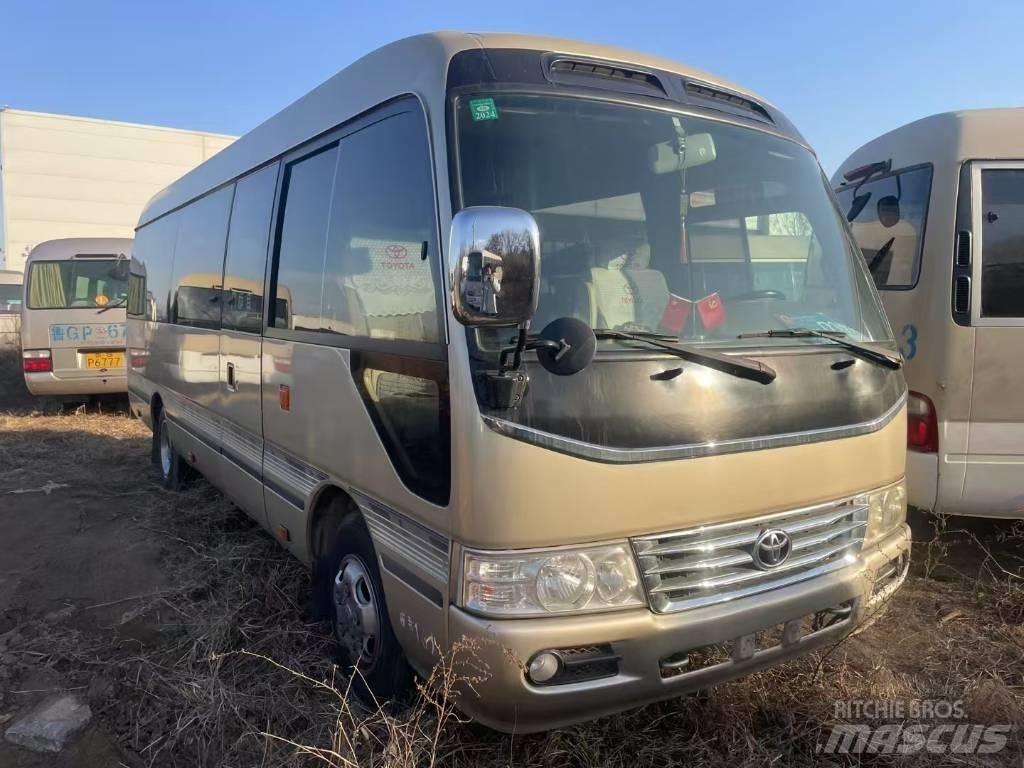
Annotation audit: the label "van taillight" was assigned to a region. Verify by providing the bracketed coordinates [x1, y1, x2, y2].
[22, 349, 52, 373]
[907, 391, 938, 453]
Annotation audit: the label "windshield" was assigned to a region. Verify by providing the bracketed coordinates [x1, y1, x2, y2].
[27, 259, 128, 310]
[835, 166, 931, 290]
[455, 94, 892, 347]
[0, 284, 22, 314]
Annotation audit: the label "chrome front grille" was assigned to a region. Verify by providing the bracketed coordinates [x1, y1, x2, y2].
[631, 498, 868, 614]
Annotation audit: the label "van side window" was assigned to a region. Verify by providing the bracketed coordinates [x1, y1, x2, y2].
[170, 186, 234, 329]
[835, 165, 932, 290]
[132, 213, 180, 322]
[272, 145, 339, 330]
[222, 164, 279, 333]
[322, 110, 440, 343]
[980, 169, 1024, 317]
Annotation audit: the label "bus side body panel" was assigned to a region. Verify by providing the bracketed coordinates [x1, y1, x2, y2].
[962, 160, 1024, 517]
[260, 337, 451, 674]
[216, 328, 266, 525]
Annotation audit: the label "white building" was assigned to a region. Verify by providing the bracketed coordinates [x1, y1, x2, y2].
[0, 108, 235, 272]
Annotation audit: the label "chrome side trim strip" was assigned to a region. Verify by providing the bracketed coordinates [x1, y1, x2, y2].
[353, 490, 450, 585]
[482, 390, 907, 464]
[220, 420, 263, 474]
[263, 443, 327, 505]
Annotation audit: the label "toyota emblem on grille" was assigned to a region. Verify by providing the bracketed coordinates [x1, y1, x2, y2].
[752, 528, 792, 570]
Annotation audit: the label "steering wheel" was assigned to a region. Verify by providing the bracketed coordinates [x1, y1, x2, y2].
[729, 289, 787, 301]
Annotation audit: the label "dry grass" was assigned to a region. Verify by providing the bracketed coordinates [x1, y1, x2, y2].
[1, 406, 1022, 767]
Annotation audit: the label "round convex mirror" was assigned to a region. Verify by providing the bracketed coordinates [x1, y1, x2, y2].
[535, 317, 596, 376]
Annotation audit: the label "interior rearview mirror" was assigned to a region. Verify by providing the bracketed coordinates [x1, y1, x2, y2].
[449, 207, 540, 327]
[649, 132, 717, 174]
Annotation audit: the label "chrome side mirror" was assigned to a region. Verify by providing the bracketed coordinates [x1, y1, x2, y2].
[449, 207, 540, 327]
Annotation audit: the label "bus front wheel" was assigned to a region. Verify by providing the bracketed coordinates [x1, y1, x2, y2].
[321, 515, 413, 701]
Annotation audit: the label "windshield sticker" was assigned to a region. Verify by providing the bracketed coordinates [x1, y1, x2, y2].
[49, 323, 126, 347]
[469, 97, 499, 122]
[94, 294, 109, 306]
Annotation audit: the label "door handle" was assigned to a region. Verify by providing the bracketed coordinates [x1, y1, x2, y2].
[226, 361, 236, 390]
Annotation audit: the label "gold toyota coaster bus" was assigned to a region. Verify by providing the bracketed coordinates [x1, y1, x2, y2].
[22, 238, 132, 397]
[834, 109, 1024, 519]
[129, 32, 910, 732]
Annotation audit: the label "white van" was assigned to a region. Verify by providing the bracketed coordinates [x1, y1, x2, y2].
[834, 108, 1024, 518]
[0, 270, 22, 348]
[21, 238, 132, 397]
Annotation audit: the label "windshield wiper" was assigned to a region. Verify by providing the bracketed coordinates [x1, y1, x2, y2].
[97, 297, 127, 315]
[593, 329, 776, 385]
[867, 237, 895, 275]
[736, 328, 902, 369]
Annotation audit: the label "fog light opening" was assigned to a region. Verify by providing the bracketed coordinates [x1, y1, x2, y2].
[527, 651, 561, 684]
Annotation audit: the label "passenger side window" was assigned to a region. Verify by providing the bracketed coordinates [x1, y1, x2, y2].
[222, 164, 279, 333]
[322, 111, 440, 343]
[272, 145, 339, 330]
[170, 186, 234, 329]
[270, 106, 442, 345]
[131, 213, 180, 322]
[980, 169, 1024, 318]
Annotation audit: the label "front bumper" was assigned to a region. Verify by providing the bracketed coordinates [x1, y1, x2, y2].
[24, 371, 127, 396]
[448, 525, 909, 733]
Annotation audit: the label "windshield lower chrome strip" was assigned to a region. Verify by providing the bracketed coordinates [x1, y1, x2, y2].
[481, 389, 906, 464]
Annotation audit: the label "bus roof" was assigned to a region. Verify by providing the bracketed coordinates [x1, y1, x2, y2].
[24, 237, 134, 264]
[138, 31, 792, 228]
[0, 270, 22, 285]
[833, 108, 1024, 184]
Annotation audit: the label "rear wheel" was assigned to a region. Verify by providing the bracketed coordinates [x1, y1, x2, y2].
[322, 516, 413, 700]
[153, 410, 187, 491]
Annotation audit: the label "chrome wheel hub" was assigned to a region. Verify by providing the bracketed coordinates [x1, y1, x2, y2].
[333, 555, 381, 670]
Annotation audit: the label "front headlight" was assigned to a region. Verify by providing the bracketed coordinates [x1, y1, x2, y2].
[858, 480, 907, 542]
[462, 543, 646, 617]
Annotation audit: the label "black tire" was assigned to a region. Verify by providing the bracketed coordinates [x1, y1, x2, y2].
[153, 410, 187, 491]
[320, 515, 413, 701]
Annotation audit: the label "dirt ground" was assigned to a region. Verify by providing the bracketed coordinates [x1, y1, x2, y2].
[0, 351, 1022, 767]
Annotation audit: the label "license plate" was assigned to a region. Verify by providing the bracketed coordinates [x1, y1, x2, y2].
[84, 352, 124, 370]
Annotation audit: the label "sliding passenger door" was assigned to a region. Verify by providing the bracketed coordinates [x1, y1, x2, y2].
[261, 99, 450, 569]
[966, 162, 1024, 516]
[215, 164, 280, 526]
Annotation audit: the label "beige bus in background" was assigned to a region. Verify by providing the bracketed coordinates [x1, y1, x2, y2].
[0, 270, 23, 348]
[21, 238, 132, 397]
[834, 109, 1024, 519]
[129, 32, 910, 732]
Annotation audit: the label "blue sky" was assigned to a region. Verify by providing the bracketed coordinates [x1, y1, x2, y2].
[1, 0, 1022, 172]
